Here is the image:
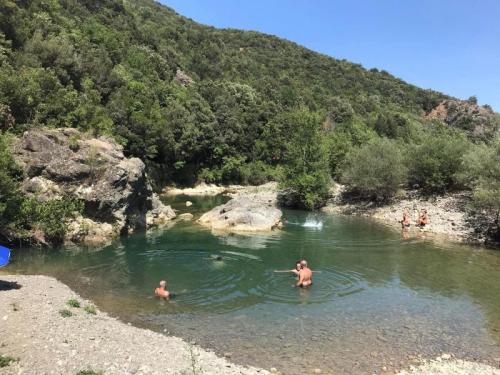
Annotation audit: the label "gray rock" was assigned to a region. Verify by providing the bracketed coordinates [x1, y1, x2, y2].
[13, 128, 176, 245]
[198, 195, 282, 232]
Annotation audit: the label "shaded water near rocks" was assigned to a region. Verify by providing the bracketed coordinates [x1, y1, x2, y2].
[5, 195, 500, 374]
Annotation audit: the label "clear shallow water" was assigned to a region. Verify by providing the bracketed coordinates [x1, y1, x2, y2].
[5, 195, 500, 374]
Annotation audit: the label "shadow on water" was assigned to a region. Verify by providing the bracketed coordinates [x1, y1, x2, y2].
[5, 197, 500, 374]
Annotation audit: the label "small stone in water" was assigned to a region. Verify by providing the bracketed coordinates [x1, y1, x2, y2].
[224, 352, 232, 358]
[270, 368, 277, 373]
[313, 369, 322, 374]
[441, 353, 451, 360]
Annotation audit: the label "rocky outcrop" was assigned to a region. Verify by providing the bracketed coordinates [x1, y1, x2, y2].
[174, 68, 194, 86]
[198, 192, 282, 233]
[425, 99, 499, 139]
[13, 128, 175, 245]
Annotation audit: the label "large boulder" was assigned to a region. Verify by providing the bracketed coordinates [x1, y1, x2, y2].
[13, 128, 175, 244]
[198, 194, 282, 233]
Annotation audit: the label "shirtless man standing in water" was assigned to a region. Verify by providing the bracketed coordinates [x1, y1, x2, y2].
[154, 280, 170, 299]
[296, 260, 313, 287]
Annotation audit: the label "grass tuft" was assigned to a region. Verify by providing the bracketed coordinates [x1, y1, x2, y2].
[0, 355, 18, 368]
[67, 298, 81, 308]
[84, 304, 97, 315]
[77, 369, 103, 375]
[59, 309, 73, 318]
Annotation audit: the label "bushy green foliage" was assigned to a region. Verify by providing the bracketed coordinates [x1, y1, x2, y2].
[406, 130, 470, 193]
[0, 0, 496, 217]
[458, 136, 500, 220]
[280, 108, 331, 209]
[18, 196, 83, 244]
[67, 298, 81, 308]
[0, 133, 23, 232]
[0, 0, 449, 189]
[341, 138, 407, 200]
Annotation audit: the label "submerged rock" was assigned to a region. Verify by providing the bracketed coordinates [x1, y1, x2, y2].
[198, 195, 282, 233]
[13, 128, 176, 245]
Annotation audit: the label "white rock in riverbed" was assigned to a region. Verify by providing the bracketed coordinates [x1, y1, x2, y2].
[198, 195, 282, 233]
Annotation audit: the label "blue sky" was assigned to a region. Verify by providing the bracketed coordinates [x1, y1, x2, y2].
[160, 0, 500, 111]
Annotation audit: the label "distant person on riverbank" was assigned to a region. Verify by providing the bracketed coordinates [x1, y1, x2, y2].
[154, 280, 170, 299]
[296, 260, 313, 288]
[417, 209, 429, 228]
[400, 209, 411, 229]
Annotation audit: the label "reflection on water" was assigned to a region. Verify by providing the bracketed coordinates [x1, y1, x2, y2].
[4, 197, 500, 374]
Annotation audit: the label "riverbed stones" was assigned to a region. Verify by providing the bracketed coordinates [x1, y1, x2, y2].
[12, 128, 176, 245]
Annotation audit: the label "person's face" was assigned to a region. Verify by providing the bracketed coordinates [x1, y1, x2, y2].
[296, 263, 301, 271]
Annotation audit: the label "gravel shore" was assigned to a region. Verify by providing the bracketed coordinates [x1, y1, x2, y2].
[0, 275, 267, 375]
[323, 186, 490, 245]
[1, 275, 499, 375]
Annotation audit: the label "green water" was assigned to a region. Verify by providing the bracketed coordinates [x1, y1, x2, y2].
[5, 195, 500, 374]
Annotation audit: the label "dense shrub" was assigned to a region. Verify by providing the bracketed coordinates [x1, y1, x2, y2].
[341, 138, 407, 200]
[458, 136, 500, 238]
[406, 131, 470, 193]
[280, 108, 331, 209]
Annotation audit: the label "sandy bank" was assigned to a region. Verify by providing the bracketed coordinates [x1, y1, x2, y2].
[0, 275, 266, 375]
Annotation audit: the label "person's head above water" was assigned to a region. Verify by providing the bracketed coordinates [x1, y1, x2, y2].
[300, 260, 308, 268]
[295, 260, 302, 270]
[159, 280, 167, 288]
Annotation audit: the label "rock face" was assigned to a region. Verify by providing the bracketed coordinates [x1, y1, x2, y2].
[198, 194, 282, 233]
[13, 128, 175, 244]
[425, 99, 499, 139]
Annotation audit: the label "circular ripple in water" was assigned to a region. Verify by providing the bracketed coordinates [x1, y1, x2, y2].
[249, 267, 365, 304]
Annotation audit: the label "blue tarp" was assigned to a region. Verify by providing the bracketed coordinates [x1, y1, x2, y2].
[0, 245, 11, 267]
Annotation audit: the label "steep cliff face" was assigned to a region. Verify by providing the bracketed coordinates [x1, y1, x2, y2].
[13, 128, 175, 245]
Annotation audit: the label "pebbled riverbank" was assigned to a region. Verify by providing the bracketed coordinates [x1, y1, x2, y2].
[323, 185, 493, 245]
[0, 275, 266, 375]
[1, 275, 498, 374]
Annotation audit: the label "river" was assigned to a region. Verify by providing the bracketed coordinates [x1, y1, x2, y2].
[6, 195, 500, 374]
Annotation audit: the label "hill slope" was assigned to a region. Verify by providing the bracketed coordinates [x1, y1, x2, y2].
[0, 0, 497, 187]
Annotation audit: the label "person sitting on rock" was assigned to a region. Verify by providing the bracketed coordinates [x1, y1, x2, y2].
[154, 280, 170, 299]
[296, 260, 313, 288]
[417, 209, 429, 227]
[400, 209, 411, 228]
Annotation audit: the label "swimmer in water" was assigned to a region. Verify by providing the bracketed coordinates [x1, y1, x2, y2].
[296, 260, 313, 288]
[154, 280, 170, 299]
[290, 260, 302, 276]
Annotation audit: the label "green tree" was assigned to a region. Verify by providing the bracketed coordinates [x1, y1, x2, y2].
[407, 131, 470, 193]
[280, 108, 330, 209]
[341, 137, 407, 200]
[458, 137, 500, 240]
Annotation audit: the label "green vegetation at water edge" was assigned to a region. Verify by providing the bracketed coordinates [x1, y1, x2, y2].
[0, 0, 498, 225]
